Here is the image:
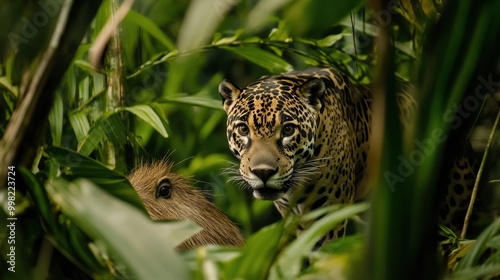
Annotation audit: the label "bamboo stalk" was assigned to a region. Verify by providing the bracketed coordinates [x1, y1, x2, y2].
[461, 106, 500, 239]
[103, 0, 127, 172]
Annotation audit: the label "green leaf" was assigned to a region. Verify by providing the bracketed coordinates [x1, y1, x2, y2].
[270, 203, 369, 279]
[127, 50, 177, 79]
[47, 146, 146, 212]
[450, 264, 500, 280]
[320, 233, 364, 254]
[77, 124, 106, 156]
[66, 222, 107, 273]
[48, 93, 63, 146]
[159, 94, 223, 111]
[0, 76, 19, 97]
[284, 0, 364, 37]
[316, 34, 345, 48]
[123, 105, 169, 138]
[182, 246, 241, 280]
[245, 0, 292, 33]
[19, 167, 57, 234]
[92, 73, 106, 97]
[125, 9, 175, 50]
[164, 0, 236, 96]
[74, 59, 98, 75]
[46, 178, 194, 279]
[455, 217, 500, 270]
[177, 0, 235, 52]
[98, 111, 129, 146]
[219, 45, 293, 73]
[76, 110, 129, 155]
[69, 109, 91, 143]
[225, 221, 285, 279]
[20, 167, 109, 274]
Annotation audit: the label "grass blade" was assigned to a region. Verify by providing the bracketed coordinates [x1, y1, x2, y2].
[159, 94, 223, 111]
[455, 217, 500, 270]
[270, 203, 369, 279]
[48, 93, 63, 146]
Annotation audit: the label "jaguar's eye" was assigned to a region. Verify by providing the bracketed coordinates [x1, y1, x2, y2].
[156, 178, 172, 199]
[282, 124, 296, 137]
[237, 124, 250, 136]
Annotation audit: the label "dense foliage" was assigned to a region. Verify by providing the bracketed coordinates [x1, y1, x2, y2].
[1, 0, 499, 279]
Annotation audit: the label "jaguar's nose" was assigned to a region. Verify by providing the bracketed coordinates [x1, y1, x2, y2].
[250, 167, 278, 183]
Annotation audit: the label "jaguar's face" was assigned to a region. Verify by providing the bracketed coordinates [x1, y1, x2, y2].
[219, 77, 325, 200]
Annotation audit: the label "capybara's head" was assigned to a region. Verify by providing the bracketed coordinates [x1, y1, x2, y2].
[128, 160, 245, 251]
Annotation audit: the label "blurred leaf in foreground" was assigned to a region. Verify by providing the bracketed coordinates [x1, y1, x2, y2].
[47, 178, 197, 279]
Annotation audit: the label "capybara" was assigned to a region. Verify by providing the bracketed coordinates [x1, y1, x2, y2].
[128, 160, 245, 251]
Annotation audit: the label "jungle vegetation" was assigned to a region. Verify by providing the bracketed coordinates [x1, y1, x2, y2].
[1, 0, 499, 279]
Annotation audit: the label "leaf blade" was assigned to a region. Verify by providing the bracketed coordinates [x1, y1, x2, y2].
[47, 178, 194, 279]
[47, 146, 146, 211]
[125, 9, 176, 50]
[219, 45, 293, 73]
[123, 104, 169, 138]
[159, 94, 223, 111]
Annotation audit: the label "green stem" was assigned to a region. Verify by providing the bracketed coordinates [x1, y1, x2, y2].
[461, 107, 500, 239]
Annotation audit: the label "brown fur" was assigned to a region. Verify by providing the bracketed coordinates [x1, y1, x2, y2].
[128, 160, 245, 251]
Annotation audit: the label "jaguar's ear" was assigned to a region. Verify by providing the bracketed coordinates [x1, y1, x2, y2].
[299, 78, 325, 111]
[219, 79, 241, 112]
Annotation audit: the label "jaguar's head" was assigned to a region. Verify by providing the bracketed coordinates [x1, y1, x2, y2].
[219, 76, 325, 200]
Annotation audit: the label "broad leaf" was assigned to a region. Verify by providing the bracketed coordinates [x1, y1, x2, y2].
[69, 109, 91, 143]
[219, 45, 293, 73]
[245, 0, 291, 33]
[225, 221, 285, 279]
[123, 104, 169, 138]
[47, 178, 195, 279]
[177, 0, 235, 52]
[284, 0, 364, 37]
[47, 146, 146, 212]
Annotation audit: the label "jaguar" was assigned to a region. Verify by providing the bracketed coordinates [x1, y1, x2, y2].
[218, 66, 477, 245]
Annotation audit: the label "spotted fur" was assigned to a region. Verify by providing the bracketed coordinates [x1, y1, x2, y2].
[219, 66, 476, 245]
